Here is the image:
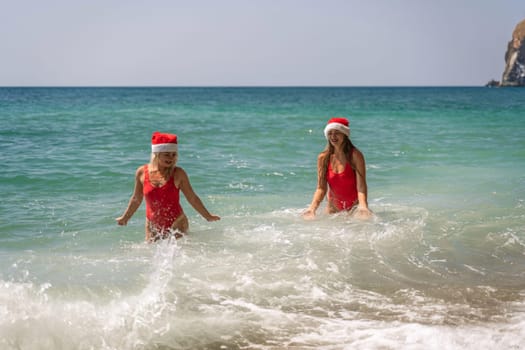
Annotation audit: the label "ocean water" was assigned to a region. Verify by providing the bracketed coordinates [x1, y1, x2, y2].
[0, 87, 524, 349]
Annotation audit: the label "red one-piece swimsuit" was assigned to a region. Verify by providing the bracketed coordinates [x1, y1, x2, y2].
[143, 165, 183, 232]
[327, 159, 358, 211]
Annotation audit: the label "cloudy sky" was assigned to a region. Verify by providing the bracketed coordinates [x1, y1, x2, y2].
[1, 0, 524, 86]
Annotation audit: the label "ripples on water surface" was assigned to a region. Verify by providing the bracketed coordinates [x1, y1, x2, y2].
[0, 87, 524, 349]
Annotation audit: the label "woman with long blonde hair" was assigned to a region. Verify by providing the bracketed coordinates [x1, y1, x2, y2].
[116, 131, 220, 241]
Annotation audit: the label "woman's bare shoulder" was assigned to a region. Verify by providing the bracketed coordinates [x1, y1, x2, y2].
[351, 147, 365, 163]
[173, 166, 188, 179]
[317, 151, 329, 161]
[134, 164, 147, 182]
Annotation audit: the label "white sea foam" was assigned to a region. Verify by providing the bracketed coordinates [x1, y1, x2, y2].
[2, 203, 524, 349]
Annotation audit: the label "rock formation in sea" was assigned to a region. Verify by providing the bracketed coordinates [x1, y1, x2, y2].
[501, 19, 525, 86]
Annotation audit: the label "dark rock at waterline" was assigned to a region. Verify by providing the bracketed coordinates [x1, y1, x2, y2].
[500, 19, 525, 87]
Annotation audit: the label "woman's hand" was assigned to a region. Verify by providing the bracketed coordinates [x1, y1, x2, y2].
[351, 206, 373, 220]
[206, 214, 221, 222]
[302, 208, 316, 220]
[115, 215, 129, 226]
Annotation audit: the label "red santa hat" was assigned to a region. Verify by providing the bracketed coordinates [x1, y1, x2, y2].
[151, 131, 178, 153]
[324, 117, 350, 139]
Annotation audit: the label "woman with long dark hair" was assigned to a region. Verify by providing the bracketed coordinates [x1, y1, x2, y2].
[303, 117, 372, 219]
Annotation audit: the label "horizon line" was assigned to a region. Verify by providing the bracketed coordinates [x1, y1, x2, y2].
[0, 85, 489, 88]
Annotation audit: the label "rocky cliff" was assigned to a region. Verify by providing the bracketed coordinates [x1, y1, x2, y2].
[501, 19, 525, 86]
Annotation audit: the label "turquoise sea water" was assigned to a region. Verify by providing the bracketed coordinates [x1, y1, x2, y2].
[1, 87, 524, 349]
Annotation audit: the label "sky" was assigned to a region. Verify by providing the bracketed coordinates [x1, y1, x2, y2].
[1, 0, 524, 86]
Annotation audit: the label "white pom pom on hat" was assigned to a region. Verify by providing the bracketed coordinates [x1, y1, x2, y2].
[151, 131, 178, 153]
[323, 117, 350, 139]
